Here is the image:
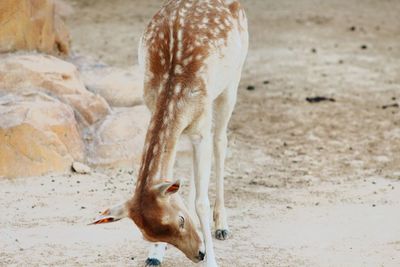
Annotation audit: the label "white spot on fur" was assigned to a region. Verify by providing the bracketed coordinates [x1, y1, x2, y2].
[177, 50, 182, 60]
[182, 56, 192, 66]
[159, 131, 164, 142]
[189, 87, 202, 97]
[168, 101, 174, 114]
[148, 158, 154, 170]
[175, 64, 183, 74]
[175, 83, 182, 94]
[169, 23, 174, 58]
[187, 45, 194, 52]
[176, 99, 185, 109]
[153, 144, 159, 154]
[177, 29, 183, 60]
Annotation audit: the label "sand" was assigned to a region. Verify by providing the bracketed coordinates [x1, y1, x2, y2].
[1, 0, 400, 266]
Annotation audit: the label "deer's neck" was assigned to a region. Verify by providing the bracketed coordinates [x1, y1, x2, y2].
[136, 91, 184, 192]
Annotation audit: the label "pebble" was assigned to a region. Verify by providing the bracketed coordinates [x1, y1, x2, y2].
[72, 162, 91, 174]
[246, 85, 255, 91]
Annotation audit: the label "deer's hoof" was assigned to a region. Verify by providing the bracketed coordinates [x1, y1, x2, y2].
[145, 258, 161, 266]
[215, 229, 229, 240]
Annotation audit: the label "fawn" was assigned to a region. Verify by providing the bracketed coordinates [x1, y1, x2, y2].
[92, 0, 248, 266]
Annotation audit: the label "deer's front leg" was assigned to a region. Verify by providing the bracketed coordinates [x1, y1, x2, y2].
[188, 167, 197, 222]
[145, 242, 167, 266]
[191, 121, 218, 267]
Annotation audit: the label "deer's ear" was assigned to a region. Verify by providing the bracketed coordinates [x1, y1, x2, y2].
[153, 179, 181, 197]
[89, 201, 129, 225]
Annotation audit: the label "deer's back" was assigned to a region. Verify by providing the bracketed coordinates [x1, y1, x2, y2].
[139, 0, 248, 113]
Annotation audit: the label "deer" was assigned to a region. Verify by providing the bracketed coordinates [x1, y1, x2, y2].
[91, 0, 248, 266]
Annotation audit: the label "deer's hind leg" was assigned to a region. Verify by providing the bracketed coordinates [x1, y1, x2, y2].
[212, 77, 240, 240]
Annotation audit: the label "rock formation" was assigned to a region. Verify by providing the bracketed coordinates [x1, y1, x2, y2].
[0, 0, 71, 56]
[0, 92, 84, 178]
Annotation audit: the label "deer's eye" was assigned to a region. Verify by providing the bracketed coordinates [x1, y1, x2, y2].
[178, 215, 185, 229]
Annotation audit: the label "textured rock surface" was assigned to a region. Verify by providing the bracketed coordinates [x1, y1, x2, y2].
[0, 54, 110, 125]
[0, 0, 70, 56]
[0, 92, 84, 178]
[73, 56, 144, 107]
[86, 106, 150, 168]
[86, 105, 192, 169]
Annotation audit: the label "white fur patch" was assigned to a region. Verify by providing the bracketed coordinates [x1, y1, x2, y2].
[175, 83, 182, 94]
[147, 243, 167, 262]
[175, 64, 183, 74]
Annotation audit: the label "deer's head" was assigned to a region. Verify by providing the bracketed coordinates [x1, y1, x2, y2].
[92, 179, 205, 263]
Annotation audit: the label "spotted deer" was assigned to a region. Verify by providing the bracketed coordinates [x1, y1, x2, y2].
[92, 0, 248, 266]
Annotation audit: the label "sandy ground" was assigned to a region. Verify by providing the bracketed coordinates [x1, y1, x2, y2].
[1, 0, 400, 266]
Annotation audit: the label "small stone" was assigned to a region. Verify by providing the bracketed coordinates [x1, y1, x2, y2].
[72, 162, 91, 174]
[349, 26, 356, 31]
[360, 44, 368, 50]
[311, 48, 317, 53]
[246, 85, 255, 91]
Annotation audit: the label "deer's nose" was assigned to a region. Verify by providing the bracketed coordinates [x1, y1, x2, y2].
[197, 251, 205, 261]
